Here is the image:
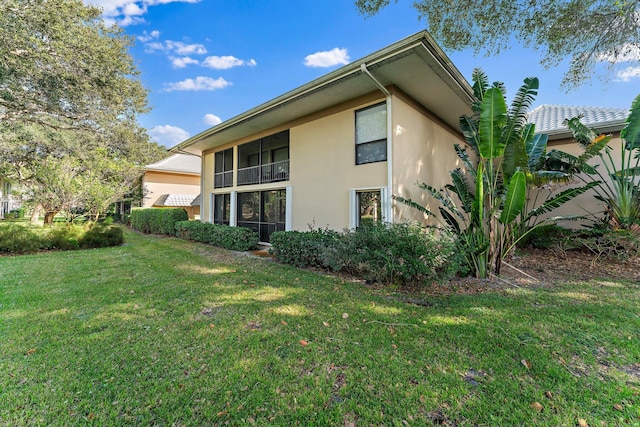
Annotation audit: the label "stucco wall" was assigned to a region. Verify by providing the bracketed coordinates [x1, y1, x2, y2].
[391, 92, 465, 226]
[289, 99, 388, 230]
[142, 171, 200, 208]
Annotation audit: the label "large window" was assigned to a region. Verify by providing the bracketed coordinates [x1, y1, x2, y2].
[237, 189, 286, 242]
[213, 193, 231, 225]
[214, 148, 233, 188]
[357, 190, 382, 227]
[237, 131, 290, 185]
[355, 103, 387, 165]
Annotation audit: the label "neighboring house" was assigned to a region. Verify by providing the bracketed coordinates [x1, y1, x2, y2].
[528, 104, 629, 222]
[0, 178, 22, 220]
[172, 31, 474, 242]
[142, 153, 202, 219]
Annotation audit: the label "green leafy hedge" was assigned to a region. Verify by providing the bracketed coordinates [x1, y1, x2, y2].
[270, 223, 461, 285]
[130, 208, 188, 235]
[175, 221, 259, 251]
[0, 223, 124, 254]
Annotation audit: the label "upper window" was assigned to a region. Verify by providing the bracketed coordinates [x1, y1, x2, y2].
[237, 130, 290, 186]
[355, 103, 387, 165]
[214, 148, 233, 188]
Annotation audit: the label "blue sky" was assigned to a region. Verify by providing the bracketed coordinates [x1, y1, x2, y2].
[89, 0, 640, 147]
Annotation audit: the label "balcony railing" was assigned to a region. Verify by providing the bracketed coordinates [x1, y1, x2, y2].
[238, 159, 289, 186]
[214, 171, 233, 188]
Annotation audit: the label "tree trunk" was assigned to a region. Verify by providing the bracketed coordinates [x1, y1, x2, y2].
[43, 210, 57, 225]
[30, 204, 42, 223]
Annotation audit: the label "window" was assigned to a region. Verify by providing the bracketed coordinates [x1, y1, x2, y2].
[213, 193, 231, 225]
[355, 103, 387, 165]
[214, 148, 233, 188]
[237, 131, 290, 185]
[237, 189, 286, 242]
[357, 190, 382, 227]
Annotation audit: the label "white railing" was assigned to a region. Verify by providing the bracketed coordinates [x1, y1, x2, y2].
[237, 159, 289, 186]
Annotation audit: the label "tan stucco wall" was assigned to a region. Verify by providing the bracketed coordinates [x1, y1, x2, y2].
[289, 100, 387, 230]
[391, 92, 465, 226]
[142, 171, 200, 208]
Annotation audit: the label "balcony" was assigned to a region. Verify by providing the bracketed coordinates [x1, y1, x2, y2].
[214, 171, 233, 188]
[237, 159, 290, 186]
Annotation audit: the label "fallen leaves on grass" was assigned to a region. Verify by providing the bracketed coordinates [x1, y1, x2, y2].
[342, 313, 349, 319]
[299, 340, 308, 346]
[531, 402, 543, 411]
[578, 418, 589, 427]
[521, 359, 532, 370]
[25, 348, 36, 355]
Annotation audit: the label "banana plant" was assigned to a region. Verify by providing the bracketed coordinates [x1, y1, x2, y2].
[395, 69, 598, 278]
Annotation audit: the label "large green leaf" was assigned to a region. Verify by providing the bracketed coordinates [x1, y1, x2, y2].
[392, 195, 435, 217]
[472, 162, 484, 225]
[502, 77, 538, 150]
[446, 168, 474, 214]
[499, 170, 526, 224]
[459, 115, 480, 153]
[454, 144, 477, 177]
[523, 181, 601, 221]
[478, 87, 507, 159]
[503, 123, 531, 177]
[526, 133, 548, 169]
[621, 94, 640, 149]
[439, 206, 461, 234]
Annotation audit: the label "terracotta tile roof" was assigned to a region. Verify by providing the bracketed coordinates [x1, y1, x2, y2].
[528, 104, 628, 134]
[146, 153, 201, 174]
[152, 194, 198, 207]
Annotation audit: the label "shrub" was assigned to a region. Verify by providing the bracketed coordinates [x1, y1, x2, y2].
[79, 224, 124, 249]
[130, 208, 188, 235]
[0, 224, 41, 253]
[271, 223, 460, 285]
[175, 221, 259, 251]
[8, 208, 25, 219]
[0, 223, 124, 254]
[269, 228, 341, 268]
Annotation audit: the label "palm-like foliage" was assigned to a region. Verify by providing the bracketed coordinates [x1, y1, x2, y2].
[396, 70, 596, 278]
[565, 94, 640, 231]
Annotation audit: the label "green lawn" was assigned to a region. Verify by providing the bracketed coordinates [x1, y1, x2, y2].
[1, 229, 638, 425]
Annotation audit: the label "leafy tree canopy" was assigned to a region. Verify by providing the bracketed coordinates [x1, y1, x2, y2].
[355, 0, 640, 89]
[0, 0, 148, 129]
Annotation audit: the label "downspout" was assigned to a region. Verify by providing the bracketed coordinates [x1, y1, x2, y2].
[360, 63, 393, 223]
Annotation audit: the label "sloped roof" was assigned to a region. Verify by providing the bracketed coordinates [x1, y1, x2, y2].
[172, 31, 474, 155]
[153, 194, 198, 207]
[146, 153, 201, 175]
[191, 193, 201, 207]
[529, 104, 628, 137]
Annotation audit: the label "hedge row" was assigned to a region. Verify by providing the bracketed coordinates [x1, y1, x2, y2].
[130, 208, 188, 235]
[0, 223, 123, 254]
[270, 223, 462, 285]
[175, 221, 259, 251]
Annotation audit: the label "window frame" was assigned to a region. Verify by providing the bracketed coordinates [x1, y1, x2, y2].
[355, 102, 387, 165]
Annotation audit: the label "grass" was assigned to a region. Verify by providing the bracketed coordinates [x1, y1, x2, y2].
[1, 228, 639, 426]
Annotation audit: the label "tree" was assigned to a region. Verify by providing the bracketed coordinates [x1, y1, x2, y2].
[396, 70, 597, 278]
[355, 0, 640, 88]
[0, 0, 167, 223]
[0, 0, 148, 130]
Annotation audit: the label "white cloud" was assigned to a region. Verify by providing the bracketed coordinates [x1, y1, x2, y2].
[202, 56, 257, 70]
[203, 114, 222, 126]
[145, 40, 207, 55]
[163, 76, 231, 92]
[148, 125, 190, 147]
[171, 56, 199, 68]
[88, 0, 200, 27]
[598, 43, 640, 62]
[304, 48, 350, 68]
[615, 66, 640, 82]
[137, 30, 160, 42]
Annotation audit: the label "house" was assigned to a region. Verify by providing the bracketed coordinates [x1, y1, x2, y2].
[112, 153, 202, 220]
[172, 31, 474, 241]
[0, 178, 22, 219]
